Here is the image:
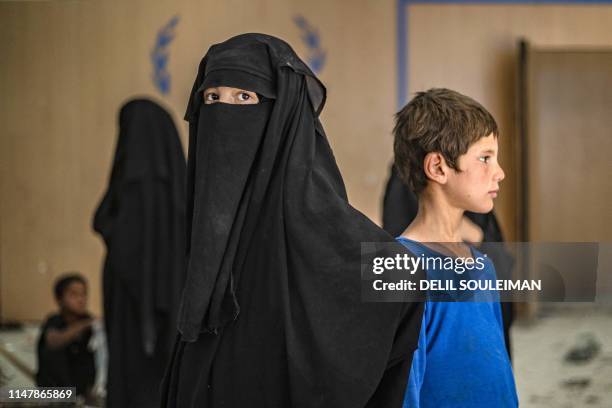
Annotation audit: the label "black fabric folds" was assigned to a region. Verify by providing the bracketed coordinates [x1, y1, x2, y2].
[163, 33, 423, 408]
[93, 99, 186, 407]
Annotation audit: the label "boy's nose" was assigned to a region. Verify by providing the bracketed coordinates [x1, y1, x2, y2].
[495, 164, 505, 182]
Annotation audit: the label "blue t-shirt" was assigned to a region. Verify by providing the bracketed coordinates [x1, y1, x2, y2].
[397, 237, 518, 408]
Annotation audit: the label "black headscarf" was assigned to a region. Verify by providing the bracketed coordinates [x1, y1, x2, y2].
[93, 99, 186, 407]
[163, 34, 423, 408]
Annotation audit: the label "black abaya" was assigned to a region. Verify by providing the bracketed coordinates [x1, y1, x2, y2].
[161, 34, 424, 408]
[93, 99, 186, 407]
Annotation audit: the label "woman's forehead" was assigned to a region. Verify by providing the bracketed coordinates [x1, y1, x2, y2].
[204, 86, 254, 92]
[199, 69, 276, 99]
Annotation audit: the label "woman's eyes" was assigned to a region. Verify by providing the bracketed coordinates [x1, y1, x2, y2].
[479, 156, 491, 164]
[202, 89, 257, 104]
[205, 93, 219, 102]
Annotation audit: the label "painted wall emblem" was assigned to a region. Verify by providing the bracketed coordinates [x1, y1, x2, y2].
[294, 15, 326, 74]
[151, 15, 180, 95]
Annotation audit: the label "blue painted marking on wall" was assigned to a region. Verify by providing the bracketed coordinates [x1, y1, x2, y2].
[396, 0, 612, 108]
[397, 4, 409, 110]
[294, 15, 327, 74]
[151, 15, 180, 95]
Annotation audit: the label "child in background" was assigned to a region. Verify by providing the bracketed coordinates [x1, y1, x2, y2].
[36, 273, 96, 399]
[393, 88, 518, 407]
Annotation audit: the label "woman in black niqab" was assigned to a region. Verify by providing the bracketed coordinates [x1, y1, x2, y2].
[163, 34, 423, 408]
[93, 99, 186, 407]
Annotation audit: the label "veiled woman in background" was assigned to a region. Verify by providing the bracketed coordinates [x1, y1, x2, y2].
[93, 99, 186, 407]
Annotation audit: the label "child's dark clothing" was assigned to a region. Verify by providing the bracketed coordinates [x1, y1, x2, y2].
[36, 313, 95, 396]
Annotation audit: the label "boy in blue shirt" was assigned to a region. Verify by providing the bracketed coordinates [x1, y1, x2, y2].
[392, 88, 518, 407]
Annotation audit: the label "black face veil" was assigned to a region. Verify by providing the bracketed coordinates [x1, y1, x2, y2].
[166, 34, 423, 408]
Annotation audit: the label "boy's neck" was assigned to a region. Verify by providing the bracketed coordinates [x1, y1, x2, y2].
[60, 309, 81, 324]
[401, 187, 464, 243]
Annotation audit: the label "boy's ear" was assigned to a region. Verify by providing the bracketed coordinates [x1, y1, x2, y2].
[423, 152, 448, 185]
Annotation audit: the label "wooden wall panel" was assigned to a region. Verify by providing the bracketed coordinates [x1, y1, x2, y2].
[407, 4, 612, 240]
[527, 50, 612, 241]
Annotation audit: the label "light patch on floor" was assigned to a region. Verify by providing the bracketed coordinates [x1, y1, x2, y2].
[512, 304, 612, 407]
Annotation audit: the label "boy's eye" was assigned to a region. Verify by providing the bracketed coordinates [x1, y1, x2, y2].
[238, 92, 251, 101]
[479, 156, 491, 164]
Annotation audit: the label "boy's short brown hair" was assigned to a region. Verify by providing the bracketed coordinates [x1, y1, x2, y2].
[54, 272, 87, 301]
[393, 88, 498, 193]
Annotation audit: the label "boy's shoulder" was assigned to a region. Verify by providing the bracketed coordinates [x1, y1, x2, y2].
[395, 235, 424, 247]
[40, 313, 64, 331]
[395, 236, 455, 256]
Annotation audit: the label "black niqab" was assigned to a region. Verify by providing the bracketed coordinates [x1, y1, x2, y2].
[163, 34, 423, 408]
[93, 99, 186, 407]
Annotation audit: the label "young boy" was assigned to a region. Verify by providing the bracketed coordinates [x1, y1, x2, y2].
[36, 273, 96, 398]
[393, 88, 518, 407]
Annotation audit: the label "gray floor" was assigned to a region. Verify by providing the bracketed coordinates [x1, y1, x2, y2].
[0, 325, 38, 388]
[512, 304, 612, 408]
[1, 305, 611, 407]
